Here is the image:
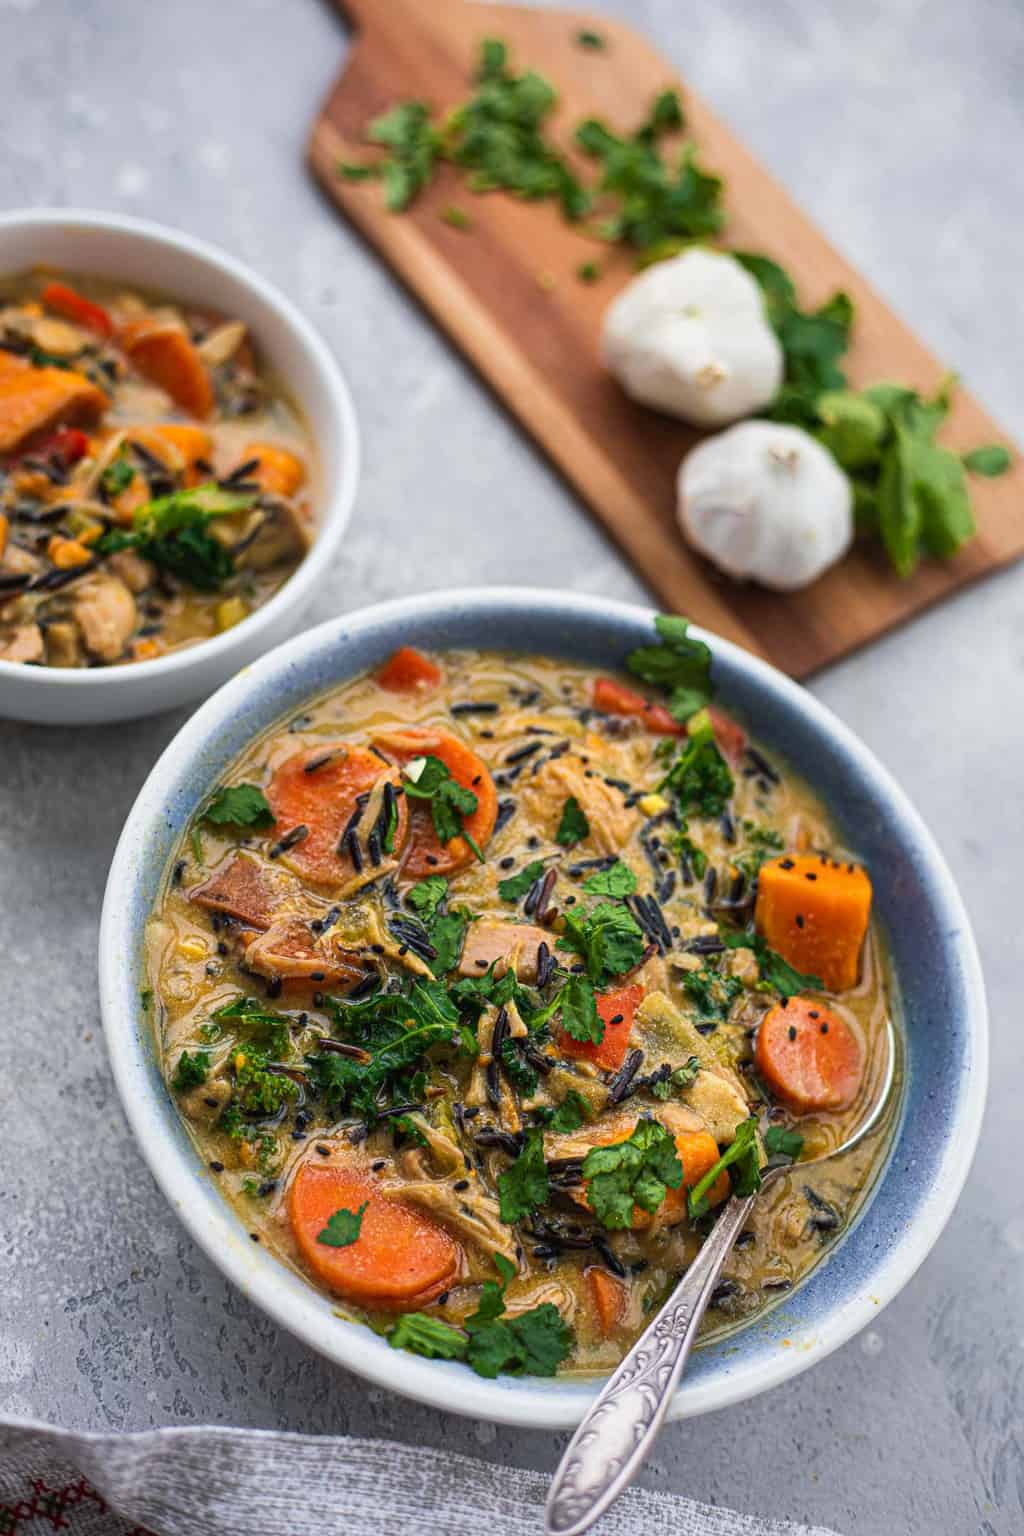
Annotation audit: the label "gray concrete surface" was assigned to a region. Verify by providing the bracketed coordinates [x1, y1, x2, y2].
[1, 1, 1022, 1532]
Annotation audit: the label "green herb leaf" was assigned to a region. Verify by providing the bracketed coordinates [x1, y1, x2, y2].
[581, 860, 636, 898]
[403, 755, 480, 850]
[429, 907, 470, 976]
[764, 1125, 804, 1162]
[440, 204, 473, 230]
[682, 966, 743, 1027]
[687, 1116, 761, 1218]
[387, 1313, 469, 1360]
[556, 796, 590, 846]
[963, 444, 1011, 477]
[316, 1202, 368, 1248]
[171, 1049, 209, 1093]
[651, 1055, 700, 1100]
[576, 260, 601, 282]
[583, 1118, 682, 1229]
[406, 876, 449, 920]
[557, 901, 645, 986]
[660, 710, 733, 818]
[101, 454, 135, 497]
[497, 1127, 549, 1223]
[307, 979, 461, 1119]
[97, 483, 257, 593]
[626, 614, 713, 723]
[202, 783, 276, 831]
[575, 29, 606, 49]
[721, 932, 821, 1000]
[548, 1090, 589, 1132]
[498, 860, 546, 901]
[558, 975, 602, 1043]
[576, 95, 723, 252]
[211, 996, 293, 1058]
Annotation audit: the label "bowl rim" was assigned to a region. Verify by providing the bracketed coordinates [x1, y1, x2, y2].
[99, 586, 988, 1427]
[0, 206, 361, 691]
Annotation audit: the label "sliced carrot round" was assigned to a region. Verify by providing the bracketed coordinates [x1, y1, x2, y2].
[755, 997, 863, 1114]
[265, 742, 408, 888]
[558, 983, 643, 1072]
[288, 1161, 460, 1310]
[373, 728, 497, 879]
[375, 646, 442, 694]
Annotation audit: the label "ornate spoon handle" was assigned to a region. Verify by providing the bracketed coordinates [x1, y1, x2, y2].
[545, 1193, 756, 1536]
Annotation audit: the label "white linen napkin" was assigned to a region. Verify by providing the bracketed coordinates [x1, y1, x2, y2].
[0, 1417, 842, 1536]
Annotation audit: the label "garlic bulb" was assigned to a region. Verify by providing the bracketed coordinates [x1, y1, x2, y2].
[602, 248, 784, 426]
[678, 421, 853, 590]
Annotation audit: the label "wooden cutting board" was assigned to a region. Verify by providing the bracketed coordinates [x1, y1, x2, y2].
[308, 0, 1022, 676]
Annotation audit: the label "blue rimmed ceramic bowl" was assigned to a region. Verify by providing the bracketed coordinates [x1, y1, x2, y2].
[98, 588, 987, 1427]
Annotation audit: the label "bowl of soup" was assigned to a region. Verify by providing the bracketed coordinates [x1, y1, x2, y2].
[99, 589, 986, 1425]
[0, 209, 359, 724]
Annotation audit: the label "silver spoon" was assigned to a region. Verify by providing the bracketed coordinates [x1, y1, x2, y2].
[545, 1017, 897, 1536]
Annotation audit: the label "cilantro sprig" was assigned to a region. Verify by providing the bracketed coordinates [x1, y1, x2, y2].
[557, 901, 645, 986]
[660, 709, 733, 820]
[582, 1118, 682, 1229]
[201, 783, 276, 832]
[497, 1127, 549, 1222]
[402, 755, 483, 859]
[687, 1116, 762, 1218]
[387, 1252, 573, 1377]
[626, 615, 713, 724]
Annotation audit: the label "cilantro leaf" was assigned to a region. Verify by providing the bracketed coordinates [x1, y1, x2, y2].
[626, 615, 713, 723]
[557, 975, 602, 1044]
[963, 444, 1011, 477]
[316, 1202, 367, 1248]
[449, 41, 589, 222]
[721, 932, 821, 1000]
[388, 1252, 573, 1378]
[557, 901, 645, 986]
[498, 860, 545, 901]
[582, 860, 636, 898]
[202, 783, 276, 831]
[171, 1049, 209, 1093]
[764, 1125, 804, 1163]
[660, 710, 733, 819]
[497, 1127, 549, 1222]
[556, 796, 590, 846]
[687, 1116, 761, 1218]
[402, 755, 480, 852]
[548, 1090, 589, 1132]
[429, 907, 470, 976]
[582, 1118, 682, 1229]
[576, 95, 724, 250]
[406, 876, 449, 921]
[736, 253, 853, 427]
[348, 101, 441, 211]
[387, 1313, 468, 1361]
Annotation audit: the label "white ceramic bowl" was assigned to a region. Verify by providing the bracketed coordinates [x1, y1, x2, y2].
[0, 208, 360, 725]
[99, 589, 987, 1428]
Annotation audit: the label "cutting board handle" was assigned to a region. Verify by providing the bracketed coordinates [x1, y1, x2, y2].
[328, 0, 465, 30]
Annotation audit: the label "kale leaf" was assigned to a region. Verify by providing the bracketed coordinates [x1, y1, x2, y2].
[660, 710, 733, 819]
[498, 860, 546, 901]
[171, 1049, 209, 1093]
[721, 931, 821, 1000]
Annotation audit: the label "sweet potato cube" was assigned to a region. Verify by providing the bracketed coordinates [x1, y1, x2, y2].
[755, 854, 872, 992]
